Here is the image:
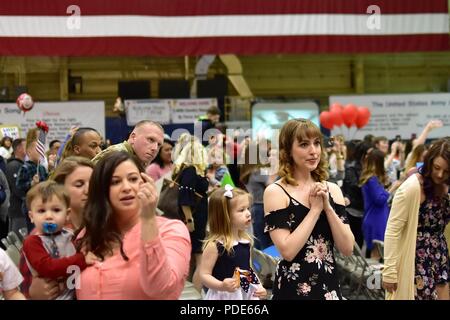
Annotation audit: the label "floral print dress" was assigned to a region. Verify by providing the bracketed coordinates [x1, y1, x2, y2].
[264, 183, 349, 300]
[414, 195, 450, 300]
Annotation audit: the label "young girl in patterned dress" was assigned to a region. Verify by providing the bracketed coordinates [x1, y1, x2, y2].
[199, 185, 267, 300]
[263, 119, 355, 300]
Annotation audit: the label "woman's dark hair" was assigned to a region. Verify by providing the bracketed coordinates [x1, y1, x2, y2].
[420, 137, 450, 200]
[354, 141, 374, 164]
[151, 138, 174, 168]
[77, 151, 144, 261]
[49, 139, 61, 149]
[1, 136, 13, 147]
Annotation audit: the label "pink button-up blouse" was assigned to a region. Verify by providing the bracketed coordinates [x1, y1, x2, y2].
[76, 217, 191, 300]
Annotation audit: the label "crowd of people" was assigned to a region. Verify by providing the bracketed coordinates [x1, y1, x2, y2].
[0, 108, 449, 300]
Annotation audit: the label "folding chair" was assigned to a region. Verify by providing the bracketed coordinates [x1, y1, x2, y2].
[348, 244, 384, 300]
[372, 240, 384, 262]
[5, 243, 21, 267]
[18, 227, 28, 242]
[252, 248, 279, 298]
[179, 281, 202, 300]
[7, 231, 22, 251]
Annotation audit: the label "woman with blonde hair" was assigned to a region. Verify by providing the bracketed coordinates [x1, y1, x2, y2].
[172, 133, 209, 292]
[403, 144, 427, 175]
[263, 119, 354, 300]
[50, 156, 94, 230]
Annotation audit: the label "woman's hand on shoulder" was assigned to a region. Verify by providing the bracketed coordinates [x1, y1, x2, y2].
[263, 182, 288, 215]
[138, 172, 158, 219]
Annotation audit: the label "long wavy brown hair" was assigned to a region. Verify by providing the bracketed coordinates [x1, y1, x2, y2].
[420, 137, 450, 200]
[359, 148, 387, 186]
[76, 151, 144, 261]
[278, 119, 328, 186]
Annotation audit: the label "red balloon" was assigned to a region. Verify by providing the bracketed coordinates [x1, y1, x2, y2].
[355, 106, 371, 129]
[330, 109, 344, 126]
[319, 111, 335, 130]
[329, 102, 343, 113]
[16, 93, 34, 113]
[342, 104, 358, 128]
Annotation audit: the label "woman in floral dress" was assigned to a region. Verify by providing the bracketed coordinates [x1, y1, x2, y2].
[263, 119, 355, 300]
[383, 138, 449, 300]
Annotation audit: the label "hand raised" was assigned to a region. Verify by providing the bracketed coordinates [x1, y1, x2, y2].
[137, 172, 158, 219]
[427, 119, 443, 130]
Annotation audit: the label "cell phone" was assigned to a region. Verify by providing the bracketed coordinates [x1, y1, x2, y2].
[416, 162, 424, 169]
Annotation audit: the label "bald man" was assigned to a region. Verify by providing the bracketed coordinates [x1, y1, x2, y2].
[92, 120, 164, 167]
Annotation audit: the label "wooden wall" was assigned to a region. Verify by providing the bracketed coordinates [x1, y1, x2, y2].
[1, 52, 450, 118]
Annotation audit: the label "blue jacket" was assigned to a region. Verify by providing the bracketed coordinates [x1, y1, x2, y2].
[361, 176, 390, 250]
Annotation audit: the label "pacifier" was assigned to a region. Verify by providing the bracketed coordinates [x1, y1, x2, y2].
[42, 222, 58, 234]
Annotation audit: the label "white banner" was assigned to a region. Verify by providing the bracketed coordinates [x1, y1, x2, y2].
[125, 98, 217, 125]
[0, 125, 21, 140]
[329, 93, 450, 140]
[0, 101, 105, 146]
[124, 99, 171, 126]
[171, 98, 217, 124]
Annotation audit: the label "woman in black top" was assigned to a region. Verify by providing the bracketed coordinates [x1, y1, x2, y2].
[263, 119, 354, 300]
[172, 133, 209, 292]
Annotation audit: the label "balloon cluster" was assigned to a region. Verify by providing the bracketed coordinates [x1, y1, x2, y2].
[16, 93, 34, 114]
[319, 103, 371, 130]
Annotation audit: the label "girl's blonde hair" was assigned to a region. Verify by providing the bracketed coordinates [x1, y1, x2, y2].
[278, 119, 329, 185]
[404, 144, 426, 173]
[25, 128, 39, 150]
[203, 187, 253, 255]
[172, 133, 208, 177]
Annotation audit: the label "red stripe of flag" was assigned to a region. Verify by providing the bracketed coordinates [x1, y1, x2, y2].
[0, 35, 447, 56]
[0, 0, 447, 15]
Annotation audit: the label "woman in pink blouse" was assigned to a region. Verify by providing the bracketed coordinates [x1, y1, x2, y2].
[76, 151, 191, 300]
[146, 138, 174, 181]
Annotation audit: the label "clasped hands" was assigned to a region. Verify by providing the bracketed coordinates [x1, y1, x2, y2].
[308, 182, 331, 212]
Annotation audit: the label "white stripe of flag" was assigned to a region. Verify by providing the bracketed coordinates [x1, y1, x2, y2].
[36, 130, 46, 160]
[0, 14, 448, 37]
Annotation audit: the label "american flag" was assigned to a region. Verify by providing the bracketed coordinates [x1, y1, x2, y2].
[36, 129, 47, 160]
[0, 0, 448, 56]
